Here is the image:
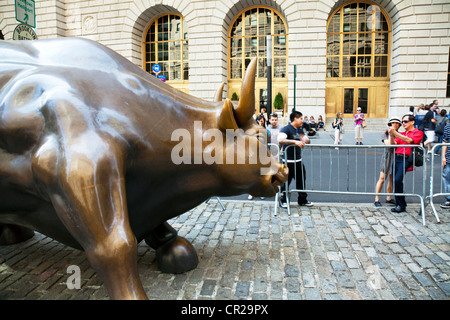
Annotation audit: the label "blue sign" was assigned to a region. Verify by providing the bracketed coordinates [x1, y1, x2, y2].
[152, 64, 161, 74]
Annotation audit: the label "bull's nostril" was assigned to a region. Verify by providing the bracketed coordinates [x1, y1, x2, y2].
[271, 171, 286, 186]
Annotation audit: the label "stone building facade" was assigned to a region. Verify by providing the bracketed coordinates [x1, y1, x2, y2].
[1, 0, 449, 120]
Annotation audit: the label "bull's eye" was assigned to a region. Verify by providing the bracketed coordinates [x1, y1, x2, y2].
[255, 133, 266, 144]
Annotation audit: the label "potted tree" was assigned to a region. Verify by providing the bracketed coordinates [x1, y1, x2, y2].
[273, 92, 284, 117]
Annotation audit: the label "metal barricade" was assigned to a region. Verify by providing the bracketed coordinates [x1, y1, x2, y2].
[428, 143, 448, 223]
[268, 143, 282, 216]
[277, 144, 435, 225]
[209, 143, 282, 215]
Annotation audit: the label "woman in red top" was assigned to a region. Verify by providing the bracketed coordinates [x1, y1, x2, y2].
[389, 114, 424, 213]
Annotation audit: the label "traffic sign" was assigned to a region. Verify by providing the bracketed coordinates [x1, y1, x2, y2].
[15, 0, 35, 28]
[152, 64, 161, 74]
[13, 23, 37, 40]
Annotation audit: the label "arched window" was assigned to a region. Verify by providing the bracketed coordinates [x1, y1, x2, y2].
[229, 7, 287, 80]
[326, 2, 390, 78]
[143, 14, 188, 83]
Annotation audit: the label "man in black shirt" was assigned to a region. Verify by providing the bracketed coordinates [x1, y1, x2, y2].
[278, 111, 313, 207]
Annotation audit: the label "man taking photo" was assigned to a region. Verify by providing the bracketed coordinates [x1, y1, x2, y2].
[389, 114, 424, 213]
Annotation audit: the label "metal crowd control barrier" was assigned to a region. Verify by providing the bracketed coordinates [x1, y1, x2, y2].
[275, 144, 439, 226]
[207, 143, 281, 215]
[428, 143, 448, 223]
[268, 143, 282, 216]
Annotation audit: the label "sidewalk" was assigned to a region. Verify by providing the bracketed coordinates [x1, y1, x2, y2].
[0, 200, 448, 300]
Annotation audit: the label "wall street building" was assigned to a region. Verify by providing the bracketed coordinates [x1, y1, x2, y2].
[1, 0, 449, 121]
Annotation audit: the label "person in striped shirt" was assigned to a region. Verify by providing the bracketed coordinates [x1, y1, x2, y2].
[440, 122, 450, 208]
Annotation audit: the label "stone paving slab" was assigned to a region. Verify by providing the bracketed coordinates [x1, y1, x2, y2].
[0, 200, 449, 300]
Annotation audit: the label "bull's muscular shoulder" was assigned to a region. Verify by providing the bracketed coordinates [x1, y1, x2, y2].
[0, 38, 149, 154]
[0, 37, 136, 74]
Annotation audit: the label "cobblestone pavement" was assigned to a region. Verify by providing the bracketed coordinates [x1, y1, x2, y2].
[0, 200, 449, 300]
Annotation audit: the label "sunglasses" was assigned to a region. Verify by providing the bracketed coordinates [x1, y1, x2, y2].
[402, 120, 410, 124]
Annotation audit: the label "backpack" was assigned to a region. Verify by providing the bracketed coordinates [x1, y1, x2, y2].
[332, 118, 338, 129]
[435, 118, 448, 135]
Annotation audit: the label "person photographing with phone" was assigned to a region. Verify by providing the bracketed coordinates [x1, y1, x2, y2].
[389, 114, 424, 213]
[374, 116, 402, 207]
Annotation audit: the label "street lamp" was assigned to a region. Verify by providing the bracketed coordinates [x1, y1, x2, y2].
[267, 35, 272, 115]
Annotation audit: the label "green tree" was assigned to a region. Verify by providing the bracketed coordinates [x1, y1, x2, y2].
[274, 92, 284, 109]
[231, 92, 239, 101]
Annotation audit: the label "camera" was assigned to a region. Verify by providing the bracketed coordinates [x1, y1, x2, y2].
[388, 123, 392, 127]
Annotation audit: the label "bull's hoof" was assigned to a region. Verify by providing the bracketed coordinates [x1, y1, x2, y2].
[0, 224, 35, 245]
[155, 236, 198, 274]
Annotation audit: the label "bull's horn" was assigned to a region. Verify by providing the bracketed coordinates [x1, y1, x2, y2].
[214, 82, 225, 102]
[235, 57, 257, 126]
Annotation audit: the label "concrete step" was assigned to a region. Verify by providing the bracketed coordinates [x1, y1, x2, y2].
[324, 117, 388, 132]
[271, 117, 388, 132]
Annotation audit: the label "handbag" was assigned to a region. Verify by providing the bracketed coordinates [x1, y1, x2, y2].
[362, 119, 367, 128]
[408, 147, 424, 167]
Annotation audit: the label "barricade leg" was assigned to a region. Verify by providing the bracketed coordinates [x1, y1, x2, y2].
[429, 201, 440, 225]
[420, 196, 426, 226]
[428, 146, 443, 224]
[273, 189, 279, 217]
[216, 197, 225, 211]
[205, 197, 225, 211]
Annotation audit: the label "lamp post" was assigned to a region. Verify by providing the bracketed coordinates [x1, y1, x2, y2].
[266, 35, 272, 115]
[293, 64, 296, 111]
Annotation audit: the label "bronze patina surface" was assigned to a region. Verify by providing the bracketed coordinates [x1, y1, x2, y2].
[0, 38, 287, 299]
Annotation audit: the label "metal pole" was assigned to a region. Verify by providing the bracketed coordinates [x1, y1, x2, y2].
[293, 65, 297, 111]
[267, 35, 272, 115]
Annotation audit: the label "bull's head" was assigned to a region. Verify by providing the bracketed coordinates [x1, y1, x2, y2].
[214, 58, 288, 197]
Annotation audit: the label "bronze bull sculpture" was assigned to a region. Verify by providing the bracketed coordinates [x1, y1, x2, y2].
[0, 38, 288, 299]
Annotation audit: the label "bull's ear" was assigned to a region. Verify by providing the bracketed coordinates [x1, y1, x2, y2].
[218, 98, 238, 131]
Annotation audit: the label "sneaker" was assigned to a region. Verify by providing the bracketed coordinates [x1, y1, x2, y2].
[279, 198, 288, 208]
[374, 201, 382, 207]
[440, 201, 450, 209]
[385, 199, 396, 206]
[299, 201, 314, 207]
[391, 205, 406, 213]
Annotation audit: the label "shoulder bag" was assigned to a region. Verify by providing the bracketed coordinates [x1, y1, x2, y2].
[408, 147, 424, 167]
